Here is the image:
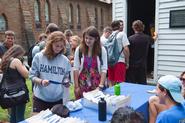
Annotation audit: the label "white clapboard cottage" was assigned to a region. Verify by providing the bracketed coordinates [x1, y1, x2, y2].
[112, 0, 185, 83]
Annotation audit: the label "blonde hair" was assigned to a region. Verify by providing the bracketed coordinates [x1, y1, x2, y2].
[38, 33, 47, 42]
[44, 31, 66, 59]
[71, 35, 81, 45]
[71, 35, 81, 53]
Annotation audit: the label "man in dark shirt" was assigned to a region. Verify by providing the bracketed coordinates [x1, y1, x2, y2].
[126, 20, 153, 84]
[0, 30, 15, 58]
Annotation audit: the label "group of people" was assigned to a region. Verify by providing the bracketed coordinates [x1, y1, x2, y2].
[0, 19, 184, 123]
[0, 31, 29, 123]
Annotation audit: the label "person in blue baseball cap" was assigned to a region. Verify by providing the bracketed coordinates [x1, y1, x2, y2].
[155, 75, 185, 123]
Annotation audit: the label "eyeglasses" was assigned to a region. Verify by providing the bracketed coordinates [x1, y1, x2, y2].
[180, 78, 185, 81]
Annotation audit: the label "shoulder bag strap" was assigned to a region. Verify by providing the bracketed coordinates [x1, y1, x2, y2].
[2, 59, 13, 84]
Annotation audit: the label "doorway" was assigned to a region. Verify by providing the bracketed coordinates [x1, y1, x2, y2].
[127, 0, 155, 36]
[127, 0, 156, 79]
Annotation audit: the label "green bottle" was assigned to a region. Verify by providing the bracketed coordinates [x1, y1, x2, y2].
[114, 83, 120, 96]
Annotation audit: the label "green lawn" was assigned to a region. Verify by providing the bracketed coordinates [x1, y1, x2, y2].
[0, 79, 75, 122]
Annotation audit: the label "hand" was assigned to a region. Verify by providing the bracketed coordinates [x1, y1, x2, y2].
[70, 60, 74, 65]
[98, 84, 105, 91]
[63, 82, 70, 88]
[74, 86, 81, 99]
[69, 55, 74, 61]
[126, 63, 129, 69]
[41, 79, 49, 87]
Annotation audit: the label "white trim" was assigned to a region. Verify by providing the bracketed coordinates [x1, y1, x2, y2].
[154, 0, 159, 83]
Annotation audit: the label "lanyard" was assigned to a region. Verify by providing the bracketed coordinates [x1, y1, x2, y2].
[87, 57, 92, 69]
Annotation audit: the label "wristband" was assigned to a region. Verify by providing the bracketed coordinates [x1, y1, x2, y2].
[99, 84, 104, 90]
[40, 79, 44, 86]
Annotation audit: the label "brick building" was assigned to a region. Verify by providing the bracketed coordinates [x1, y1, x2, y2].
[0, 0, 112, 51]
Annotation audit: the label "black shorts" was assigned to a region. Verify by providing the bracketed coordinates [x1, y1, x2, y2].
[33, 95, 63, 112]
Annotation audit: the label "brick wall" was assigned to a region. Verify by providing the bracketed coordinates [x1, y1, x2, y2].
[0, 0, 112, 51]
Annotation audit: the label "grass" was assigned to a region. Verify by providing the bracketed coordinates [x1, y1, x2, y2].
[0, 79, 75, 122]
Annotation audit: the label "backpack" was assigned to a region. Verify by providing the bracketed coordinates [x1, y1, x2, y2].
[27, 44, 35, 67]
[27, 42, 45, 67]
[104, 32, 123, 66]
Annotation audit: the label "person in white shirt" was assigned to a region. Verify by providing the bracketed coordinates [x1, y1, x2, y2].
[73, 26, 108, 99]
[108, 20, 130, 85]
[100, 26, 112, 45]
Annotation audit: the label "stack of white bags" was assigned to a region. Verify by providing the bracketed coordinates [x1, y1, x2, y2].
[19, 109, 87, 123]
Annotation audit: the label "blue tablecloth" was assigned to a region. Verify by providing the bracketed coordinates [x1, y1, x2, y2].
[70, 83, 155, 123]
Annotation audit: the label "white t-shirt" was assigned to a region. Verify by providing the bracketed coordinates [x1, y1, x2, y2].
[100, 35, 108, 46]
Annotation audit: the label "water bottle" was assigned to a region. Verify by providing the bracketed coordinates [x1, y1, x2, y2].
[114, 83, 120, 96]
[98, 98, 107, 121]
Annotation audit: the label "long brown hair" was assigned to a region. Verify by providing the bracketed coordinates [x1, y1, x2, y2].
[44, 31, 66, 59]
[80, 26, 101, 57]
[0, 45, 25, 72]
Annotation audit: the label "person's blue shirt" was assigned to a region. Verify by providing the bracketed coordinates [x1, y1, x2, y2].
[156, 103, 185, 123]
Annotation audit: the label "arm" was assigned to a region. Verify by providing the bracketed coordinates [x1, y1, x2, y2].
[73, 46, 81, 98]
[99, 46, 108, 87]
[74, 70, 79, 88]
[29, 54, 48, 86]
[99, 72, 106, 87]
[73, 46, 80, 87]
[13, 58, 29, 78]
[152, 32, 158, 41]
[123, 46, 130, 69]
[122, 33, 130, 68]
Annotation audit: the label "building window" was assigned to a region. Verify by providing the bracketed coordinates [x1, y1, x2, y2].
[34, 0, 41, 28]
[86, 9, 90, 26]
[95, 8, 98, 28]
[0, 14, 7, 31]
[100, 8, 104, 30]
[45, 0, 50, 25]
[68, 3, 73, 29]
[77, 4, 81, 29]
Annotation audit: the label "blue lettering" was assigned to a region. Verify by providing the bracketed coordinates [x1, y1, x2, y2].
[48, 66, 53, 73]
[39, 64, 66, 75]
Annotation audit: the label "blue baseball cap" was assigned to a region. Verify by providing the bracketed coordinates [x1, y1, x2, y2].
[158, 75, 184, 103]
